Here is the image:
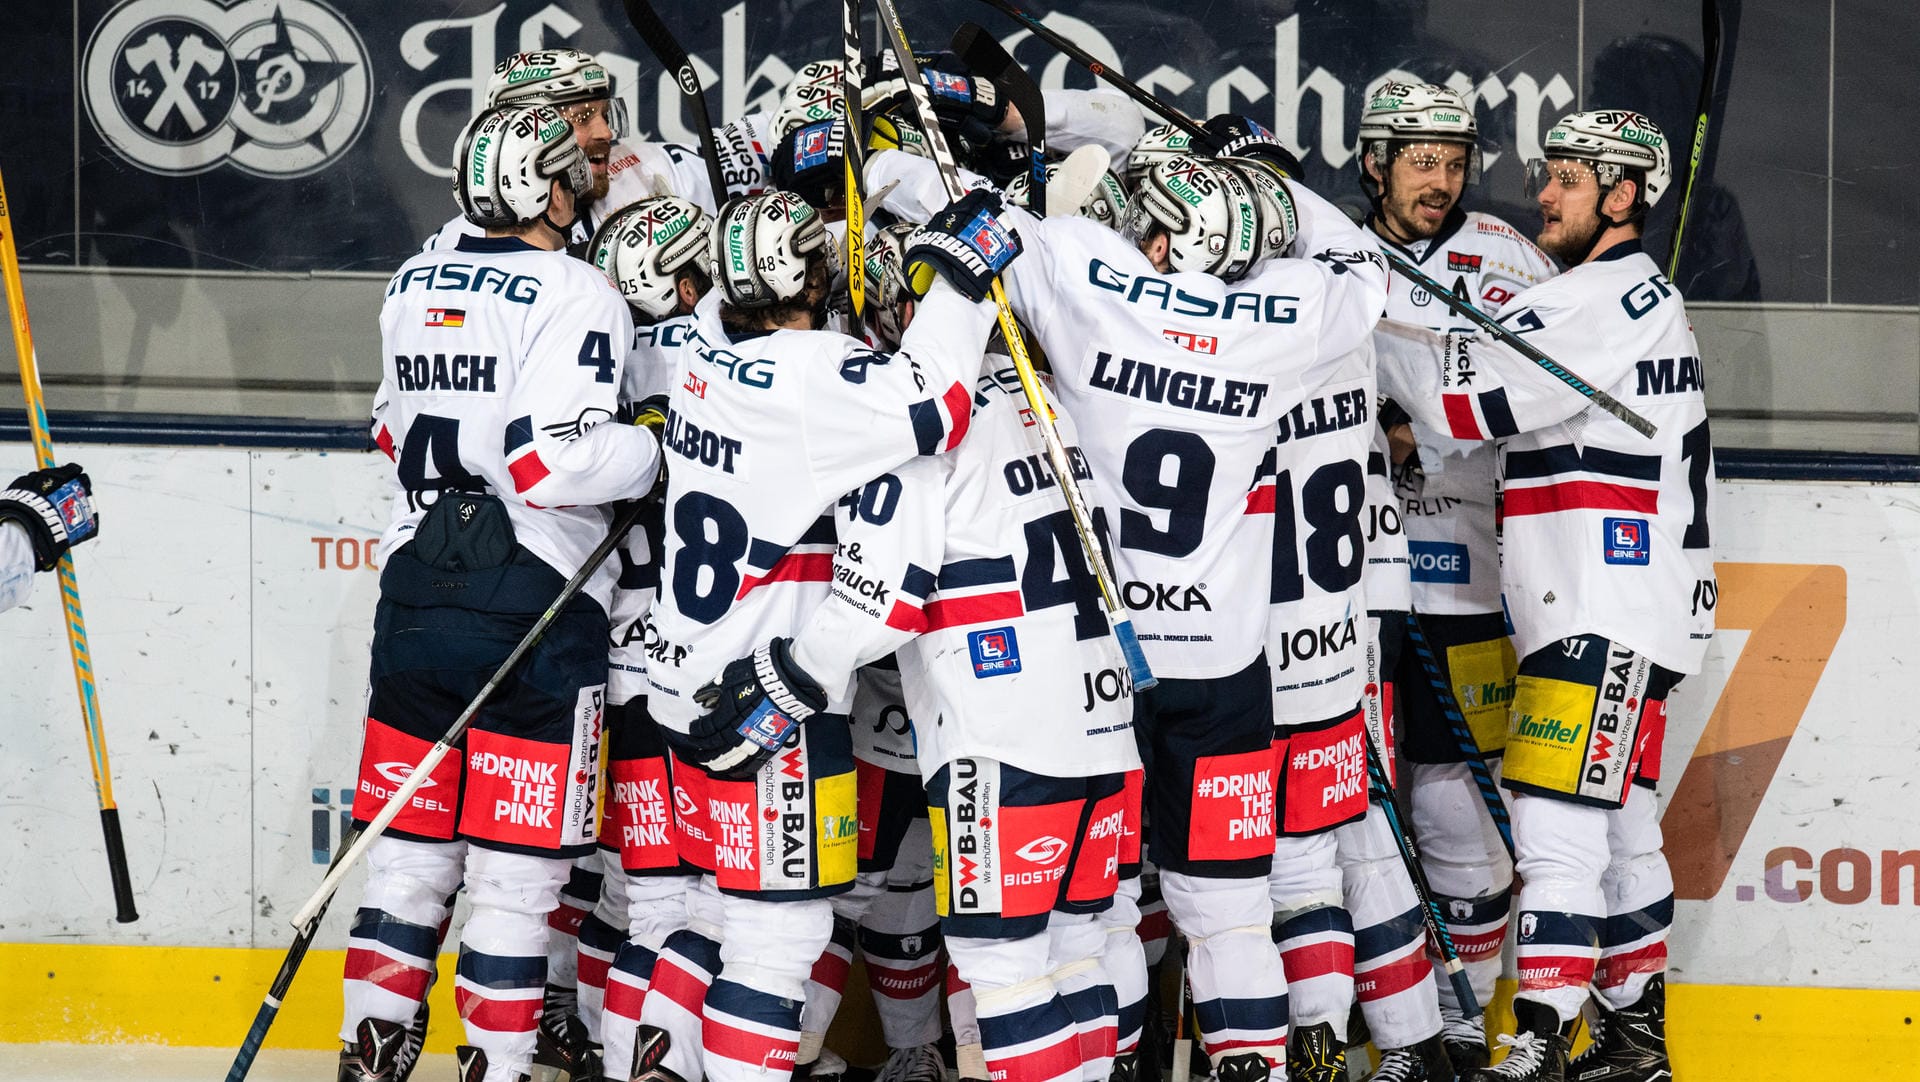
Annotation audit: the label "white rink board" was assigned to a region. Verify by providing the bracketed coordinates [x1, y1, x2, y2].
[0, 445, 1915, 992]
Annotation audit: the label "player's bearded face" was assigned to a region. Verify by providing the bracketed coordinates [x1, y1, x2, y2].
[565, 103, 615, 202]
[1380, 142, 1468, 240]
[1534, 159, 1603, 263]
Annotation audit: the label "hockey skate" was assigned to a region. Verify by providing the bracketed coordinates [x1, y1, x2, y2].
[793, 1048, 849, 1080]
[531, 983, 601, 1081]
[1441, 1005, 1491, 1074]
[1107, 1050, 1141, 1082]
[1286, 1020, 1348, 1082]
[1567, 975, 1672, 1082]
[338, 1017, 420, 1082]
[629, 1024, 689, 1082]
[1365, 1033, 1454, 1081]
[874, 1043, 945, 1082]
[457, 1044, 531, 1082]
[1466, 1001, 1569, 1082]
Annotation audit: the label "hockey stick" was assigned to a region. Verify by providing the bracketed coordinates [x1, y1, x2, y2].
[1358, 724, 1481, 1017]
[869, 0, 1155, 691]
[950, 22, 1045, 216]
[621, 0, 730, 209]
[1403, 612, 1514, 860]
[843, 0, 868, 338]
[1168, 933, 1193, 1082]
[1666, 0, 1738, 283]
[0, 168, 138, 924]
[968, 0, 1658, 440]
[289, 499, 647, 931]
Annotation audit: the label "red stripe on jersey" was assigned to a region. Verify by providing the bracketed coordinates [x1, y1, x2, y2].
[942, 382, 972, 451]
[1244, 484, 1276, 514]
[453, 986, 540, 1033]
[1354, 946, 1434, 1003]
[576, 949, 611, 992]
[1594, 942, 1669, 988]
[735, 552, 834, 600]
[342, 947, 432, 1001]
[1279, 938, 1356, 981]
[924, 589, 1024, 631]
[508, 450, 551, 493]
[648, 956, 712, 1015]
[1502, 480, 1658, 518]
[1441, 393, 1484, 440]
[885, 599, 928, 632]
[374, 424, 395, 461]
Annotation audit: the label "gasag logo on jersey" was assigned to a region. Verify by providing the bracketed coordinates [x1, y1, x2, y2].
[1603, 517, 1651, 565]
[1447, 252, 1483, 273]
[968, 626, 1022, 678]
[1081, 665, 1135, 712]
[84, 0, 371, 177]
[424, 308, 465, 328]
[1409, 540, 1470, 583]
[1162, 329, 1220, 355]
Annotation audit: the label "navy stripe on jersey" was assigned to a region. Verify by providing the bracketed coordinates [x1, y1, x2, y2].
[745, 515, 836, 570]
[1478, 387, 1519, 437]
[908, 397, 945, 456]
[1599, 893, 1674, 947]
[901, 563, 937, 599]
[936, 556, 1018, 589]
[348, 907, 439, 959]
[505, 414, 534, 454]
[1505, 443, 1662, 482]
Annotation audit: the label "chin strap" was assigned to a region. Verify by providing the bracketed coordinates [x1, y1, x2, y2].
[538, 210, 573, 246]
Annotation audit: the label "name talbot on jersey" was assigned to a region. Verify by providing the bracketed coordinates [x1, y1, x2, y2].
[393, 353, 498, 393]
[1088, 352, 1270, 417]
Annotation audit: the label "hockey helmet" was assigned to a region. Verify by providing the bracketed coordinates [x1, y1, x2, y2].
[1357, 80, 1481, 198]
[860, 220, 922, 347]
[588, 196, 713, 321]
[1004, 163, 1132, 228]
[709, 191, 830, 309]
[486, 49, 627, 138]
[1125, 122, 1196, 191]
[1121, 155, 1274, 280]
[453, 104, 593, 229]
[1528, 109, 1671, 214]
[774, 60, 847, 139]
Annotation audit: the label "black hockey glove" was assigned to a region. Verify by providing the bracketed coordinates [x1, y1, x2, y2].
[771, 118, 848, 211]
[1202, 114, 1303, 178]
[905, 188, 1022, 302]
[917, 52, 1008, 153]
[630, 393, 671, 495]
[976, 139, 1033, 188]
[683, 639, 828, 779]
[0, 463, 98, 571]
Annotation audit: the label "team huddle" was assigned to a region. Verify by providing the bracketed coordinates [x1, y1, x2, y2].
[340, 31, 1713, 1082]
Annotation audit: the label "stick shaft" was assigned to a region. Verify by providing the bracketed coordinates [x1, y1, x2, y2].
[0, 168, 138, 923]
[1404, 612, 1515, 859]
[843, 0, 867, 337]
[1667, 0, 1731, 281]
[622, 0, 730, 207]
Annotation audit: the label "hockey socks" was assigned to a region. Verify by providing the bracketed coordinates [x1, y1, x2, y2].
[703, 977, 803, 1081]
[1274, 903, 1356, 1035]
[636, 929, 722, 1082]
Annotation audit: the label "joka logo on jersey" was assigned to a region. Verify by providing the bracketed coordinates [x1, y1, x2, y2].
[968, 626, 1022, 678]
[424, 308, 465, 328]
[1447, 252, 1483, 273]
[1604, 517, 1651, 565]
[83, 0, 371, 177]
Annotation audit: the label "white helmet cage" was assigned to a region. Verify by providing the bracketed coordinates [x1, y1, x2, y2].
[1357, 80, 1482, 201]
[1121, 155, 1265, 280]
[709, 192, 829, 309]
[1126, 122, 1196, 190]
[1004, 163, 1132, 227]
[1527, 109, 1672, 217]
[453, 104, 593, 229]
[486, 49, 628, 139]
[861, 221, 921, 347]
[774, 60, 846, 139]
[587, 196, 713, 322]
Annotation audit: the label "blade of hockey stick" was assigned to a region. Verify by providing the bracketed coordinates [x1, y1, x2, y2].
[970, 0, 1657, 439]
[1043, 144, 1110, 218]
[951, 21, 1046, 215]
[1405, 611, 1514, 859]
[870, 0, 1155, 691]
[621, 0, 730, 209]
[289, 500, 647, 930]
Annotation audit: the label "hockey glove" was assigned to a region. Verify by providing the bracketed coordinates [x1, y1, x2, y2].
[905, 189, 1022, 303]
[0, 463, 98, 571]
[977, 139, 1033, 188]
[1202, 114, 1304, 178]
[631, 394, 671, 494]
[917, 53, 1009, 148]
[684, 639, 828, 779]
[772, 118, 848, 211]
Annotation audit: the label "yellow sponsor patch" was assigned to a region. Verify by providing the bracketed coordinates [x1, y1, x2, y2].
[814, 769, 858, 887]
[929, 805, 950, 917]
[1448, 635, 1519, 754]
[1503, 675, 1597, 795]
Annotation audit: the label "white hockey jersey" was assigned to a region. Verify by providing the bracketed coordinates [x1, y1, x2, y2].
[371, 235, 659, 609]
[1374, 240, 1715, 673]
[642, 282, 994, 732]
[607, 314, 693, 703]
[1362, 422, 1410, 615]
[866, 150, 1389, 680]
[1371, 211, 1559, 615]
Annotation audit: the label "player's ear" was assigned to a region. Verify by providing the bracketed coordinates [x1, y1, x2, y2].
[1605, 176, 1639, 218]
[676, 276, 702, 313]
[1363, 150, 1385, 184]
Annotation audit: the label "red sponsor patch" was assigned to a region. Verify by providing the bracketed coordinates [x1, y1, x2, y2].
[1482, 284, 1515, 307]
[1630, 695, 1667, 785]
[352, 718, 461, 840]
[669, 754, 716, 871]
[996, 800, 1082, 918]
[460, 729, 577, 848]
[1187, 748, 1276, 861]
[607, 755, 680, 872]
[1118, 769, 1144, 868]
[1067, 786, 1128, 904]
[705, 776, 760, 891]
[1447, 252, 1482, 273]
[684, 371, 708, 398]
[1279, 711, 1368, 834]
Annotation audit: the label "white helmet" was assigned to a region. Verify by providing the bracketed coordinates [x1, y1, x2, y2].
[587, 196, 713, 321]
[1357, 80, 1481, 195]
[1531, 109, 1672, 213]
[709, 191, 829, 309]
[773, 60, 846, 139]
[453, 104, 592, 229]
[860, 221, 921, 347]
[1005, 163, 1132, 228]
[1217, 157, 1299, 262]
[486, 49, 627, 137]
[1121, 155, 1274, 280]
[1125, 122, 1196, 190]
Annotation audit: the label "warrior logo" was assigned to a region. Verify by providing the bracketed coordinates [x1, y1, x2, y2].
[84, 0, 371, 177]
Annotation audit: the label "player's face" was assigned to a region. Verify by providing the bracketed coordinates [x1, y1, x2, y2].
[1534, 158, 1603, 263]
[1378, 142, 1469, 240]
[559, 100, 616, 201]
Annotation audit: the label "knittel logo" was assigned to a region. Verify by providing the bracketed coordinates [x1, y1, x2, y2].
[84, 0, 371, 177]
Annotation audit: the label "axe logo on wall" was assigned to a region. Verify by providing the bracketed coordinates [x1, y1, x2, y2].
[82, 0, 371, 177]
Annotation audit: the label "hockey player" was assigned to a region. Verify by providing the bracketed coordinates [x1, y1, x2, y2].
[869, 144, 1389, 1081]
[1357, 81, 1560, 1078]
[341, 102, 663, 1082]
[1374, 110, 1712, 1082]
[634, 186, 1015, 1082]
[0, 463, 98, 613]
